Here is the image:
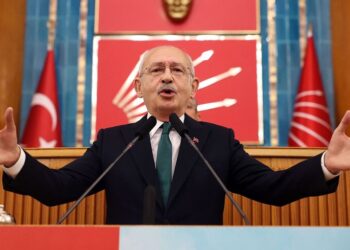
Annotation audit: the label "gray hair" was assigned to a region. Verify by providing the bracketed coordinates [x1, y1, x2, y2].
[138, 46, 195, 77]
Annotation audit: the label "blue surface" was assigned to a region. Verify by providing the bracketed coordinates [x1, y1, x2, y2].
[120, 226, 350, 250]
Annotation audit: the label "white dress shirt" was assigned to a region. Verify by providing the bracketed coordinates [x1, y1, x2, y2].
[149, 114, 183, 178]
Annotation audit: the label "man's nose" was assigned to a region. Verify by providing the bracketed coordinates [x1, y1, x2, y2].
[161, 67, 174, 83]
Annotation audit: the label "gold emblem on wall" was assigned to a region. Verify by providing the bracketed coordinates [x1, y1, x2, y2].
[163, 0, 193, 23]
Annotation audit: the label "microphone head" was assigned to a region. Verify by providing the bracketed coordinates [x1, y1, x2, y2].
[169, 113, 188, 137]
[136, 116, 156, 139]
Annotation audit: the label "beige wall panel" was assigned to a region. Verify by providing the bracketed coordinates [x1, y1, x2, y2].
[0, 0, 25, 129]
[331, 0, 350, 133]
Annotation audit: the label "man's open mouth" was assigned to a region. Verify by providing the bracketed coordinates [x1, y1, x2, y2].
[159, 87, 176, 96]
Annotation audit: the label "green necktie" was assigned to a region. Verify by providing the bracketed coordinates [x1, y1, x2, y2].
[156, 122, 172, 205]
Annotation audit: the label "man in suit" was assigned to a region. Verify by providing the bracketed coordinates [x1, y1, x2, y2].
[186, 97, 200, 120]
[1, 45, 350, 224]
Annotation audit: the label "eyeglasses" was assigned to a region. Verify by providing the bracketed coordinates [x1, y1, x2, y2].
[142, 63, 192, 78]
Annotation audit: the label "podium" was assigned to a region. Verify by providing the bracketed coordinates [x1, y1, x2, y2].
[1, 225, 350, 249]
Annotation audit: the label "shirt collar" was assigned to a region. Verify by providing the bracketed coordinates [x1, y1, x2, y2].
[148, 113, 185, 138]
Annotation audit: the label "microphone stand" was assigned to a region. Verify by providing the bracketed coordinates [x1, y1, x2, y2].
[57, 137, 140, 224]
[183, 133, 250, 225]
[169, 113, 250, 225]
[57, 116, 156, 224]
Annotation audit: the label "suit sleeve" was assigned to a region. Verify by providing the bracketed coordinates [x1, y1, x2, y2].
[2, 130, 106, 206]
[226, 129, 338, 206]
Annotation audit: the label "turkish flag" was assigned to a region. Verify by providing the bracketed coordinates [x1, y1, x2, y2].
[288, 34, 332, 147]
[21, 50, 63, 147]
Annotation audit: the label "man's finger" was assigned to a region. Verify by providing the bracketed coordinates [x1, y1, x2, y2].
[337, 110, 350, 133]
[5, 107, 16, 131]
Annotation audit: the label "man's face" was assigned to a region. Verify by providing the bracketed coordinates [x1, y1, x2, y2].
[134, 46, 198, 120]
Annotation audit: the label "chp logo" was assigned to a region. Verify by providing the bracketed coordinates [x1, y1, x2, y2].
[93, 38, 262, 144]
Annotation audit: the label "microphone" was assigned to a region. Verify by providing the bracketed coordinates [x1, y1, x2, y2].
[142, 185, 156, 224]
[169, 113, 250, 225]
[57, 116, 157, 224]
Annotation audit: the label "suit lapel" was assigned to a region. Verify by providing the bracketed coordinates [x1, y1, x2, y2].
[167, 115, 210, 207]
[121, 116, 164, 208]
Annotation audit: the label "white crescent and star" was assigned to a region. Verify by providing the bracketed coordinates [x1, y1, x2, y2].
[31, 92, 58, 147]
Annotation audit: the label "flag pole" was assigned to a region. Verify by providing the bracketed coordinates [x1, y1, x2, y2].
[307, 23, 313, 38]
[47, 0, 57, 51]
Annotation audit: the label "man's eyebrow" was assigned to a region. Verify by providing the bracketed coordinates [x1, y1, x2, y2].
[149, 62, 164, 66]
[148, 61, 185, 66]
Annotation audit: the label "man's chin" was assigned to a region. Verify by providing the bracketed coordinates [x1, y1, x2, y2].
[155, 105, 181, 116]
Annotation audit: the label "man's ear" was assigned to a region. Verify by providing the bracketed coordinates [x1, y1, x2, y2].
[190, 77, 199, 97]
[134, 77, 143, 98]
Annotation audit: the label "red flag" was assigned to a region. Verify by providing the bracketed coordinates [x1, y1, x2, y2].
[21, 50, 63, 147]
[288, 34, 332, 147]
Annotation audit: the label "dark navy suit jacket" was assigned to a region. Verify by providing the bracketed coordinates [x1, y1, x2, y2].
[3, 115, 338, 224]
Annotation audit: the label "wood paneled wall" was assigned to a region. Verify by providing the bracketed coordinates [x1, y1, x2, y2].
[0, 0, 25, 129]
[1, 147, 349, 226]
[331, 0, 350, 131]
